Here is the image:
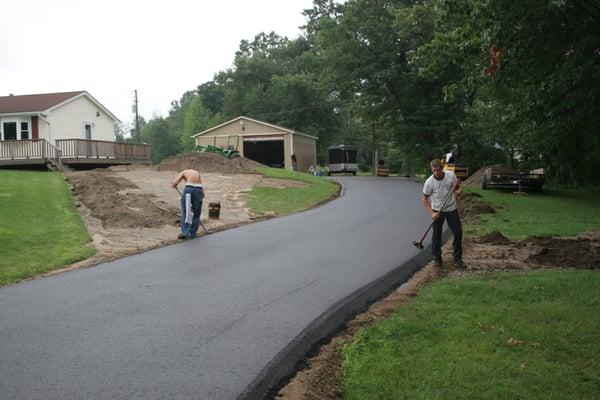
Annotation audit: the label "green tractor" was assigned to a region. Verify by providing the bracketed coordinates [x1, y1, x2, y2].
[194, 144, 240, 159]
[194, 135, 240, 159]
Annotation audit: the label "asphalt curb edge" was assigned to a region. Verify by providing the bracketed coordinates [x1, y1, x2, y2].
[238, 228, 452, 399]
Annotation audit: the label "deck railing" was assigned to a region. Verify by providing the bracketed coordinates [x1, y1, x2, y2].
[0, 139, 62, 164]
[0, 139, 149, 167]
[56, 139, 150, 160]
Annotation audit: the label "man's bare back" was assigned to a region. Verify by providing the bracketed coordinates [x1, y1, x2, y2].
[172, 169, 202, 188]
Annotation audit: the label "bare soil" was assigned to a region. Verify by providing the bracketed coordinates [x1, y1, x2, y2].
[57, 161, 599, 398]
[60, 154, 307, 271]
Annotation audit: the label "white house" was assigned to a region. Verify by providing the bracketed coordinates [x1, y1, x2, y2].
[0, 91, 149, 168]
[0, 91, 120, 144]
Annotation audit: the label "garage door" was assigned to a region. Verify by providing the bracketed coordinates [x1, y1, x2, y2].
[243, 137, 284, 168]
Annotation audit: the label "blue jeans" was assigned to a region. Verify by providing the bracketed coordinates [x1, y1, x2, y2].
[431, 209, 463, 262]
[180, 186, 204, 238]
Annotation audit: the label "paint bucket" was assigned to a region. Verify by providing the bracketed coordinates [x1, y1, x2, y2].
[208, 202, 221, 219]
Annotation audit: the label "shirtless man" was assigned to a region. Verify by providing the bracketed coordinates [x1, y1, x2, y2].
[172, 169, 204, 239]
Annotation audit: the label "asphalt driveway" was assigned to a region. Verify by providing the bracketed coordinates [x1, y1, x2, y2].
[0, 177, 433, 400]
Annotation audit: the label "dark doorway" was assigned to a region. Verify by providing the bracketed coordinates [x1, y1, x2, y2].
[85, 124, 93, 157]
[243, 140, 284, 168]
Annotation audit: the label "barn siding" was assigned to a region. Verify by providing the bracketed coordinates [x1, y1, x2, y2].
[194, 117, 317, 171]
[292, 134, 317, 172]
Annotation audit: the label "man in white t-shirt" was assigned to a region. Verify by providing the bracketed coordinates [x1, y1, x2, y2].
[421, 159, 466, 269]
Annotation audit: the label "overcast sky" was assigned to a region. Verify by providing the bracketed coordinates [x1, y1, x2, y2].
[0, 0, 317, 126]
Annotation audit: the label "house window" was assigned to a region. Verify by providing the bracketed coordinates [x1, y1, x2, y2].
[20, 122, 29, 140]
[2, 122, 17, 140]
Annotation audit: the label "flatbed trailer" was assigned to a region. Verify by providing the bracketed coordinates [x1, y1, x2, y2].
[481, 166, 544, 191]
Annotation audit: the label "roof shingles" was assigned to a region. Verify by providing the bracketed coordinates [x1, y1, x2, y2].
[0, 91, 85, 114]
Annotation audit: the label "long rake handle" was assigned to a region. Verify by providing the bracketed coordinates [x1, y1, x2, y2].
[417, 220, 436, 244]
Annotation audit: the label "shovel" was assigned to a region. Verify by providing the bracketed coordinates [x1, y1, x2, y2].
[175, 187, 209, 235]
[412, 180, 460, 249]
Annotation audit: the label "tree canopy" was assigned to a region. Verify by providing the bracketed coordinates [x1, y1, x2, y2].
[140, 0, 599, 185]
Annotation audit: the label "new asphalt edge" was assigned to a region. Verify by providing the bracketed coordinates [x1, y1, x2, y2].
[238, 228, 452, 400]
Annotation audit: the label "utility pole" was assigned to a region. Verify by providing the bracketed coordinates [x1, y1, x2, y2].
[134, 89, 140, 144]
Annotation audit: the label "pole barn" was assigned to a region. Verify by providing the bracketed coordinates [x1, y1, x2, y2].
[192, 116, 317, 172]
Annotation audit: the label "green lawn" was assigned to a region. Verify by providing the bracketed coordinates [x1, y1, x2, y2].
[341, 270, 600, 400]
[466, 188, 600, 239]
[244, 167, 339, 216]
[0, 170, 95, 285]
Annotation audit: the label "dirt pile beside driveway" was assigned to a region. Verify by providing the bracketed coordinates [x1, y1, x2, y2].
[477, 230, 512, 245]
[520, 235, 600, 269]
[457, 192, 495, 222]
[66, 170, 179, 229]
[156, 152, 264, 174]
[61, 163, 309, 270]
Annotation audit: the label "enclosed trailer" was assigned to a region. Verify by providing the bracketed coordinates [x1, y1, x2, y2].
[327, 145, 357, 175]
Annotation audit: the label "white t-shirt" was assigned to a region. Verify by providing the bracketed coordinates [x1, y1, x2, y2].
[423, 171, 457, 212]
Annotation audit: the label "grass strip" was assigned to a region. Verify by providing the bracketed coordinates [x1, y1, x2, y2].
[341, 270, 600, 400]
[0, 170, 95, 285]
[466, 188, 600, 239]
[244, 167, 338, 216]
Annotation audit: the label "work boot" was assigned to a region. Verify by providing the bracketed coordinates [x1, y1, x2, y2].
[177, 233, 187, 240]
[433, 258, 443, 268]
[454, 260, 467, 270]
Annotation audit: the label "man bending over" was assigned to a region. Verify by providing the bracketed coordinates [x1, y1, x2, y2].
[172, 169, 204, 239]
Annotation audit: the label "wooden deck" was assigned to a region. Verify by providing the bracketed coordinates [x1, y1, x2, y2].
[0, 139, 150, 169]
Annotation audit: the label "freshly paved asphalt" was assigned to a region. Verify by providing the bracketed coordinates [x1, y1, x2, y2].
[0, 177, 434, 400]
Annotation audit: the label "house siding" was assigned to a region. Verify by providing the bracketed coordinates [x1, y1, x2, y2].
[38, 118, 50, 141]
[47, 96, 115, 144]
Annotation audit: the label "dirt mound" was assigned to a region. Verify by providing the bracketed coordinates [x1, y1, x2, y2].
[520, 236, 600, 269]
[457, 192, 495, 222]
[156, 152, 264, 174]
[459, 191, 482, 199]
[478, 231, 512, 245]
[65, 170, 179, 229]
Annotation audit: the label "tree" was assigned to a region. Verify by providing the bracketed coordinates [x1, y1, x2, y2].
[181, 96, 213, 151]
[142, 117, 181, 164]
[414, 0, 600, 184]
